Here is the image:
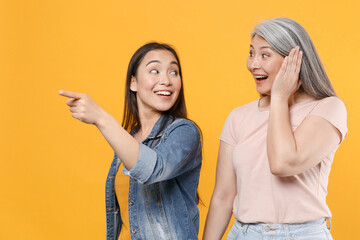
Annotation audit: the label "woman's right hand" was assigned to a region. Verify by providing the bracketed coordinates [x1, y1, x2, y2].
[59, 90, 107, 126]
[59, 90, 141, 170]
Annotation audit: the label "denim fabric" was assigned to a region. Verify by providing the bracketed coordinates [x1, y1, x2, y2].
[105, 115, 202, 240]
[227, 218, 333, 240]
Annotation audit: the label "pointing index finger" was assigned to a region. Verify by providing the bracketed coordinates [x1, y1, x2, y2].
[59, 90, 82, 99]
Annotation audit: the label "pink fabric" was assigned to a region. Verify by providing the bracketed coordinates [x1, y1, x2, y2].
[220, 96, 347, 224]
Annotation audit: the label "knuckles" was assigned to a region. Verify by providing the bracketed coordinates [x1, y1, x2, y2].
[65, 93, 96, 124]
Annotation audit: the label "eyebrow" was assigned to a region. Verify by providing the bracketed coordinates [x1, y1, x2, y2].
[250, 44, 274, 50]
[146, 60, 179, 66]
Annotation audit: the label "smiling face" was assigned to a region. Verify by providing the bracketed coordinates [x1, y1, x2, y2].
[130, 49, 182, 117]
[247, 34, 285, 96]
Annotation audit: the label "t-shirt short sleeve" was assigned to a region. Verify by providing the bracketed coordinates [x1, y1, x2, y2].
[309, 96, 348, 143]
[219, 109, 238, 146]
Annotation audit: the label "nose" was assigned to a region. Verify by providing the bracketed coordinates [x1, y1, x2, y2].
[159, 73, 171, 85]
[248, 57, 260, 71]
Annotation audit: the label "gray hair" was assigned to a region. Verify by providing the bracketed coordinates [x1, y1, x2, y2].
[251, 18, 336, 99]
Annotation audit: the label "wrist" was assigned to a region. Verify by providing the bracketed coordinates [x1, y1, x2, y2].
[270, 94, 290, 104]
[94, 110, 113, 129]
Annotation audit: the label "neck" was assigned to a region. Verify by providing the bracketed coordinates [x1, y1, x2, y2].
[135, 109, 162, 142]
[259, 90, 312, 109]
[288, 89, 312, 106]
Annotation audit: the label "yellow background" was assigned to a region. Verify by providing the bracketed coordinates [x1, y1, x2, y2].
[1, 0, 359, 239]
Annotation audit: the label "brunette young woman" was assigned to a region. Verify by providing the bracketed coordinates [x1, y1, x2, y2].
[60, 42, 202, 240]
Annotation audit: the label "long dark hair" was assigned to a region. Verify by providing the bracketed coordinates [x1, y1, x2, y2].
[122, 42, 187, 134]
[121, 42, 202, 204]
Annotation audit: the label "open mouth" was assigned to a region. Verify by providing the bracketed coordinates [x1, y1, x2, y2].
[154, 91, 172, 96]
[254, 75, 268, 81]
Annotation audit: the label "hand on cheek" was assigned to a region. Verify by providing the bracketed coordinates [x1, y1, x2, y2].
[271, 47, 303, 100]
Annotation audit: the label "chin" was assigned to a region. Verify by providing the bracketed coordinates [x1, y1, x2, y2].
[256, 89, 271, 96]
[157, 105, 174, 112]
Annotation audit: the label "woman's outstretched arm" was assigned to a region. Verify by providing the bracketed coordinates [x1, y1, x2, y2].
[203, 141, 237, 240]
[59, 90, 140, 170]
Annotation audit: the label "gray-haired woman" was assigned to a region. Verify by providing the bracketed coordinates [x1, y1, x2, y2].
[203, 18, 347, 240]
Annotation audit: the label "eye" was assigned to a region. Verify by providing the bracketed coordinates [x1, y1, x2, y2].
[249, 51, 254, 57]
[150, 69, 159, 74]
[262, 54, 270, 58]
[169, 70, 178, 76]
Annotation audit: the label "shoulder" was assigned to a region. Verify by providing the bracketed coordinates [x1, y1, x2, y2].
[170, 118, 199, 129]
[317, 96, 345, 106]
[309, 96, 348, 141]
[227, 99, 259, 118]
[311, 96, 347, 115]
[220, 99, 259, 143]
[166, 118, 201, 138]
[224, 99, 259, 126]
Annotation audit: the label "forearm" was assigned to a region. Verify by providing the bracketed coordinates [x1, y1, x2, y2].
[267, 96, 298, 175]
[203, 195, 233, 240]
[96, 111, 140, 170]
[59, 90, 140, 169]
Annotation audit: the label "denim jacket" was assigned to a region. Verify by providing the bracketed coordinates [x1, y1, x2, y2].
[105, 115, 202, 240]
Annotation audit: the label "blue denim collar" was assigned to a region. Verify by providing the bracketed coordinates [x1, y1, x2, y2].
[130, 114, 174, 141]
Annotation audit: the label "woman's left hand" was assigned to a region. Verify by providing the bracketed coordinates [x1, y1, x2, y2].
[271, 46, 303, 100]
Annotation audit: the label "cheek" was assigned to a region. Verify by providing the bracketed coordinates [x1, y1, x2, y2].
[174, 78, 182, 91]
[262, 62, 279, 76]
[271, 65, 282, 77]
[272, 58, 285, 75]
[246, 58, 252, 71]
[138, 77, 155, 90]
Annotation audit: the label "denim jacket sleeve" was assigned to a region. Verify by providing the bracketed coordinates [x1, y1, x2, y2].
[123, 119, 202, 184]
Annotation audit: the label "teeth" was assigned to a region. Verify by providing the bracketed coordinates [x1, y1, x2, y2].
[254, 75, 267, 79]
[155, 91, 171, 96]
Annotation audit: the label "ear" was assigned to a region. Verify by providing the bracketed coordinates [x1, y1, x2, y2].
[130, 76, 137, 92]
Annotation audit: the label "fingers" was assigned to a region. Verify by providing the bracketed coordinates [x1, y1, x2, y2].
[71, 113, 83, 121]
[287, 47, 302, 73]
[69, 106, 79, 113]
[279, 56, 288, 75]
[66, 98, 78, 106]
[59, 90, 83, 99]
[280, 46, 302, 75]
[60, 90, 96, 124]
[69, 106, 86, 121]
[287, 48, 296, 71]
[295, 51, 303, 74]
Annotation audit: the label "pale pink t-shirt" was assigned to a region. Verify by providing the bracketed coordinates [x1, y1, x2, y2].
[220, 96, 347, 224]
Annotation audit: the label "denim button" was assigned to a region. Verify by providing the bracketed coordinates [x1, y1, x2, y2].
[129, 200, 134, 206]
[265, 226, 271, 232]
[131, 228, 136, 234]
